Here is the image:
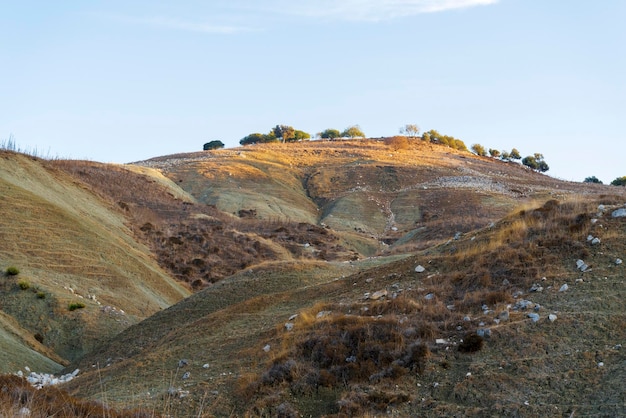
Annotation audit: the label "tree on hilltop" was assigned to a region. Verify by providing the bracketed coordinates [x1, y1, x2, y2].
[583, 176, 603, 184]
[471, 143, 487, 156]
[522, 153, 549, 172]
[319, 128, 341, 140]
[203, 140, 224, 150]
[489, 149, 501, 158]
[611, 176, 626, 186]
[400, 124, 420, 138]
[341, 125, 365, 139]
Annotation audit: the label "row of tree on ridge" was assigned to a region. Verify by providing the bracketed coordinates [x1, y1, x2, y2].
[202, 123, 626, 184]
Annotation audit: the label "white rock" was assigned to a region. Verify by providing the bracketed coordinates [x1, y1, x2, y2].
[415, 265, 425, 273]
[285, 322, 294, 331]
[548, 314, 557, 322]
[616, 259, 623, 265]
[435, 339, 448, 344]
[612, 208, 626, 218]
[370, 289, 388, 300]
[587, 235, 594, 242]
[591, 237, 601, 245]
[203, 363, 210, 369]
[527, 313, 540, 322]
[263, 344, 271, 352]
[424, 293, 434, 300]
[559, 284, 569, 292]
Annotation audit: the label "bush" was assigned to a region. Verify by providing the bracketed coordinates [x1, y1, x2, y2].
[203, 140, 224, 150]
[384, 136, 410, 151]
[17, 280, 30, 290]
[471, 143, 487, 156]
[610, 176, 626, 186]
[5, 266, 19, 276]
[583, 176, 602, 184]
[458, 333, 484, 353]
[68, 302, 86, 311]
[36, 291, 46, 299]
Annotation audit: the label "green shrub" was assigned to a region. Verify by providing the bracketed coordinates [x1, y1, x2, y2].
[5, 266, 20, 276]
[68, 302, 86, 311]
[36, 291, 46, 299]
[17, 280, 30, 290]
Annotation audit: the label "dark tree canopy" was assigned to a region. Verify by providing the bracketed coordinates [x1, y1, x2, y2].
[203, 140, 224, 150]
[319, 128, 341, 139]
[471, 143, 487, 156]
[583, 176, 603, 184]
[341, 125, 365, 138]
[611, 176, 626, 186]
[522, 153, 549, 172]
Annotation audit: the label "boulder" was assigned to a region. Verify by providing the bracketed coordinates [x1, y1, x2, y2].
[612, 208, 626, 218]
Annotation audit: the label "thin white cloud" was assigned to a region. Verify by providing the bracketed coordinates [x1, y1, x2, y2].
[250, 0, 499, 21]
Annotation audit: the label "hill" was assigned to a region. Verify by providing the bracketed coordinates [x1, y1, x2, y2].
[1, 140, 625, 416]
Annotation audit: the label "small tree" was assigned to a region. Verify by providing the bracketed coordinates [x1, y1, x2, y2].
[319, 129, 341, 140]
[489, 149, 501, 158]
[400, 124, 420, 138]
[471, 143, 487, 156]
[510, 148, 522, 160]
[293, 130, 311, 141]
[583, 176, 603, 184]
[203, 140, 224, 150]
[341, 125, 365, 139]
[611, 176, 626, 186]
[522, 153, 549, 172]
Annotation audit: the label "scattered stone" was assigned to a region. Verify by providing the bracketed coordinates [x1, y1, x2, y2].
[591, 237, 601, 245]
[576, 260, 589, 272]
[616, 259, 623, 265]
[498, 311, 509, 321]
[21, 369, 80, 389]
[263, 344, 271, 352]
[587, 235, 594, 242]
[527, 313, 540, 322]
[370, 289, 388, 300]
[548, 314, 557, 322]
[512, 290, 524, 298]
[514, 300, 533, 310]
[502, 279, 510, 286]
[463, 316, 471, 322]
[288, 314, 298, 321]
[598, 362, 604, 367]
[17, 407, 31, 417]
[529, 283, 543, 292]
[454, 232, 462, 240]
[203, 363, 210, 369]
[285, 322, 294, 331]
[435, 339, 448, 344]
[178, 359, 189, 368]
[598, 204, 606, 212]
[345, 355, 357, 363]
[611, 208, 626, 218]
[424, 293, 435, 300]
[476, 328, 491, 338]
[182, 372, 191, 380]
[534, 304, 541, 312]
[316, 311, 331, 319]
[559, 284, 569, 292]
[415, 265, 426, 273]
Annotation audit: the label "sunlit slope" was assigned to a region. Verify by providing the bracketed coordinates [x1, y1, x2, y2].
[0, 151, 190, 363]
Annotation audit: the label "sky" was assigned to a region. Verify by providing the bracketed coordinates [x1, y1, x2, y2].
[1, 0, 625, 184]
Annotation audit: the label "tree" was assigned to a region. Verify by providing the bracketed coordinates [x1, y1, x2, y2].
[471, 143, 487, 156]
[240, 132, 277, 145]
[489, 148, 501, 158]
[319, 128, 341, 140]
[341, 125, 365, 138]
[203, 140, 224, 150]
[611, 176, 626, 186]
[522, 153, 549, 172]
[272, 125, 295, 142]
[400, 124, 420, 138]
[510, 148, 522, 160]
[583, 176, 603, 184]
[424, 130, 441, 143]
[293, 130, 311, 141]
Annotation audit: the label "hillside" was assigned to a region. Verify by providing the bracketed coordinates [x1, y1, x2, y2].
[1, 140, 625, 416]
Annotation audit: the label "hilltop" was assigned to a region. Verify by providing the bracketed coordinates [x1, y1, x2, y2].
[1, 139, 625, 416]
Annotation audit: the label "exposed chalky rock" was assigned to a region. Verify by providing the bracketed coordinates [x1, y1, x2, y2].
[370, 289, 388, 300]
[415, 265, 426, 273]
[616, 259, 623, 265]
[576, 260, 589, 272]
[611, 208, 626, 218]
[559, 284, 569, 292]
[527, 313, 540, 322]
[549, 314, 557, 322]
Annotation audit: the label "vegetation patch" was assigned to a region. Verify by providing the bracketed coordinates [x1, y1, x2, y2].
[5, 266, 20, 276]
[68, 302, 86, 311]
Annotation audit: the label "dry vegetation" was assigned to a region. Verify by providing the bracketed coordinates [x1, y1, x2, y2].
[1, 142, 626, 417]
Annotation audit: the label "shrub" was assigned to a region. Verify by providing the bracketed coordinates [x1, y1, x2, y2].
[36, 291, 46, 299]
[17, 280, 30, 290]
[384, 136, 409, 151]
[583, 176, 602, 184]
[68, 302, 86, 311]
[5, 266, 19, 276]
[611, 176, 626, 186]
[471, 143, 487, 156]
[458, 333, 484, 353]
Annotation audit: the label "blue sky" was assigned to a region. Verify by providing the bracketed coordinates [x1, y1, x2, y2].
[1, 0, 624, 183]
